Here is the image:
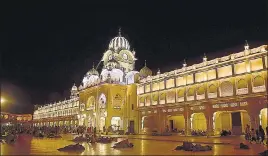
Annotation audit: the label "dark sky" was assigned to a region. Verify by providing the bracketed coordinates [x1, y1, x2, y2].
[2, 1, 268, 113]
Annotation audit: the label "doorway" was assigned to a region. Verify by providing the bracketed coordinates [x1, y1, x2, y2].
[169, 120, 174, 131]
[129, 120, 134, 133]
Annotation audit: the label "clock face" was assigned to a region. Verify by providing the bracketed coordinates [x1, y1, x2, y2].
[108, 55, 113, 60]
[123, 53, 128, 60]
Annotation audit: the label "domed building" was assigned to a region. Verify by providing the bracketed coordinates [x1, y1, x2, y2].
[78, 29, 140, 133]
[32, 30, 268, 137]
[139, 60, 152, 78]
[108, 28, 130, 52]
[82, 64, 100, 87]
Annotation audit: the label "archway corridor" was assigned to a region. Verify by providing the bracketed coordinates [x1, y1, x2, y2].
[213, 110, 249, 135]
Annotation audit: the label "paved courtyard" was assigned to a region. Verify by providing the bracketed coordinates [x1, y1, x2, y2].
[1, 134, 267, 155]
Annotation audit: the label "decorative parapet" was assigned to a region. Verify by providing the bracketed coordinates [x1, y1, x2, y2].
[139, 45, 267, 85]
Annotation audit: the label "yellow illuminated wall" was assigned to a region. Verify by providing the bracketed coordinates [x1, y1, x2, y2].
[152, 93, 158, 105]
[176, 77, 185, 86]
[191, 113, 207, 131]
[138, 86, 144, 94]
[250, 58, 263, 71]
[159, 81, 165, 90]
[166, 90, 175, 103]
[218, 65, 232, 78]
[152, 82, 159, 91]
[145, 84, 151, 93]
[235, 62, 246, 74]
[168, 115, 185, 130]
[166, 78, 175, 89]
[195, 72, 206, 82]
[187, 74, 194, 84]
[207, 69, 216, 80]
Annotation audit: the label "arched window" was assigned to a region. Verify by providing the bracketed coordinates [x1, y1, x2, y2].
[187, 88, 195, 96]
[160, 93, 166, 100]
[208, 84, 217, 93]
[196, 86, 205, 95]
[253, 76, 265, 87]
[237, 79, 247, 89]
[177, 89, 184, 97]
[220, 81, 233, 97]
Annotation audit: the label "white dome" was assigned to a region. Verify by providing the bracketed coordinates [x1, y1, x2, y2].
[108, 28, 130, 52]
[101, 68, 124, 82]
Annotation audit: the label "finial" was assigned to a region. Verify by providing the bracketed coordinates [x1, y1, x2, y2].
[118, 27, 122, 36]
[92, 62, 95, 69]
[145, 60, 147, 66]
[203, 53, 207, 62]
[245, 40, 248, 46]
[183, 59, 187, 67]
[244, 40, 249, 50]
[157, 68, 161, 75]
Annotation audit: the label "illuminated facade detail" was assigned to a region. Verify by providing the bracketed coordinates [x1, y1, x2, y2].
[79, 29, 139, 133]
[33, 84, 80, 127]
[137, 44, 267, 136]
[1, 112, 32, 125]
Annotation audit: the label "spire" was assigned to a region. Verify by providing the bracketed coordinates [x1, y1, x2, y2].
[244, 40, 249, 50]
[157, 68, 161, 75]
[92, 62, 95, 69]
[144, 60, 147, 66]
[118, 27, 122, 37]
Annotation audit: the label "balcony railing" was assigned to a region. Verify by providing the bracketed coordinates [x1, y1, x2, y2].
[236, 88, 248, 95]
[252, 85, 266, 93]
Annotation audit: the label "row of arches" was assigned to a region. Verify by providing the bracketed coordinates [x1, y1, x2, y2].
[141, 108, 267, 135]
[139, 76, 266, 105]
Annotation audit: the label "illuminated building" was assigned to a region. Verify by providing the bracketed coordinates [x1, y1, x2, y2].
[1, 112, 32, 125]
[33, 84, 80, 127]
[78, 28, 139, 133]
[32, 28, 267, 136]
[137, 43, 267, 135]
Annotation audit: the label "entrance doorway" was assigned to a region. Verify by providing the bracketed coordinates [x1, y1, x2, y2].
[169, 120, 174, 131]
[213, 110, 249, 135]
[191, 113, 207, 131]
[167, 115, 185, 133]
[129, 120, 134, 133]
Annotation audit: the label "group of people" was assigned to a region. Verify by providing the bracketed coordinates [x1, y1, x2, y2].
[245, 124, 267, 144]
[191, 130, 207, 136]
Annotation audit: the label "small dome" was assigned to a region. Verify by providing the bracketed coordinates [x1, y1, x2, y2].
[108, 28, 130, 52]
[72, 84, 78, 91]
[139, 60, 152, 78]
[86, 64, 99, 76]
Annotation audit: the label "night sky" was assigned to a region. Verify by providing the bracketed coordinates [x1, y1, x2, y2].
[2, 1, 268, 113]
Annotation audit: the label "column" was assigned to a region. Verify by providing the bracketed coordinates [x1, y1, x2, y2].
[205, 102, 214, 136]
[248, 112, 260, 129]
[184, 105, 191, 136]
[205, 114, 214, 136]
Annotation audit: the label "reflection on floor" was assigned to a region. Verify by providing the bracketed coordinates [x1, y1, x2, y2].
[0, 134, 267, 155]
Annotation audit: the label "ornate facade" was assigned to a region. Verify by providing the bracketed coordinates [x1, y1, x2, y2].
[137, 43, 267, 135]
[33, 84, 80, 127]
[78, 29, 139, 133]
[1, 112, 32, 125]
[32, 29, 267, 136]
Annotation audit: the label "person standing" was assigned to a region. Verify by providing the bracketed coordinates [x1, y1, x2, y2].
[259, 125, 265, 144]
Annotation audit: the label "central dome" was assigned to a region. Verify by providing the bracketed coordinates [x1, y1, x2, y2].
[108, 28, 130, 52]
